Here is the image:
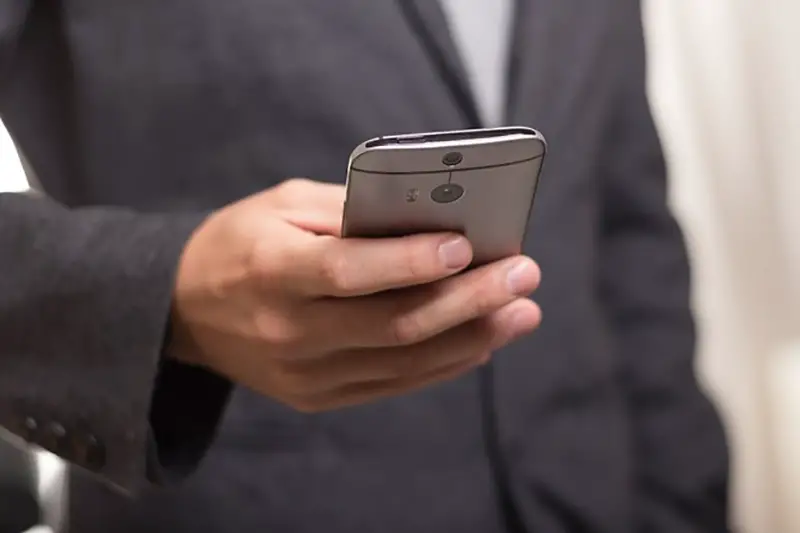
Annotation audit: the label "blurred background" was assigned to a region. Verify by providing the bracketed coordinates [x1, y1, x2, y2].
[1, 2, 798, 532]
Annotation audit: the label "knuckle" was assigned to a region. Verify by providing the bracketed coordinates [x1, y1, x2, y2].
[278, 177, 314, 198]
[398, 244, 429, 281]
[253, 310, 300, 348]
[290, 396, 326, 414]
[319, 248, 354, 294]
[246, 235, 298, 289]
[458, 269, 506, 316]
[387, 312, 426, 346]
[469, 279, 504, 314]
[246, 240, 276, 282]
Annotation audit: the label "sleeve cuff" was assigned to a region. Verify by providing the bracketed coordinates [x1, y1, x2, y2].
[146, 355, 233, 485]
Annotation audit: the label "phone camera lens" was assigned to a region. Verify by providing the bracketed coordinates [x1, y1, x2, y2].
[430, 183, 465, 204]
[442, 151, 463, 166]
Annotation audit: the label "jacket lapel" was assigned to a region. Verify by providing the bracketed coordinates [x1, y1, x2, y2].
[397, 0, 482, 127]
[507, 0, 561, 121]
[396, 0, 591, 129]
[507, 0, 612, 126]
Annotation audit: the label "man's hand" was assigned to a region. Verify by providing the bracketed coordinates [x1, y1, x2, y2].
[170, 179, 541, 412]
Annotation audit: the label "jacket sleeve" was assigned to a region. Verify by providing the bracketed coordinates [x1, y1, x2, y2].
[0, 192, 232, 494]
[598, 2, 730, 531]
[0, 0, 233, 494]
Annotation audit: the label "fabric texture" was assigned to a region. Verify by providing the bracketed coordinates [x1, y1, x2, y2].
[0, 1, 729, 532]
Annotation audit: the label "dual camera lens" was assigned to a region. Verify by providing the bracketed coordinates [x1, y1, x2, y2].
[430, 151, 464, 204]
[430, 183, 464, 203]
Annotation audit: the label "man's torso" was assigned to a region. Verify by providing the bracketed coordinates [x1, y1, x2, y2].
[3, 1, 634, 532]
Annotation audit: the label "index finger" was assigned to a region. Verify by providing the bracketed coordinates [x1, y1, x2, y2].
[292, 232, 474, 297]
[280, 208, 343, 237]
[274, 179, 345, 213]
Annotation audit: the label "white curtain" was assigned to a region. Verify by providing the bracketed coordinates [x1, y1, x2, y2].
[0, 3, 798, 532]
[645, 1, 800, 532]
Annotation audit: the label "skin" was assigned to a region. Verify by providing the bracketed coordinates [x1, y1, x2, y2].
[171, 178, 542, 413]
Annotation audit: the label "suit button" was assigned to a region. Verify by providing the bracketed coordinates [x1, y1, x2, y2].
[39, 422, 68, 455]
[21, 417, 38, 440]
[82, 434, 106, 470]
[49, 423, 66, 438]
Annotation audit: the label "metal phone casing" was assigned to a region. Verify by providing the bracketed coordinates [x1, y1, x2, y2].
[342, 127, 547, 266]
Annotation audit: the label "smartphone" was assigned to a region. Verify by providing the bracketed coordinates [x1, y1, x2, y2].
[341, 126, 547, 266]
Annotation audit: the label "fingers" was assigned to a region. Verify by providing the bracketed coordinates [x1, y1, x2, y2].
[285, 299, 540, 412]
[289, 317, 494, 393]
[300, 357, 483, 413]
[272, 178, 345, 213]
[484, 297, 542, 349]
[282, 297, 541, 397]
[273, 179, 345, 236]
[307, 255, 540, 349]
[280, 208, 343, 237]
[289, 232, 474, 297]
[263, 179, 477, 297]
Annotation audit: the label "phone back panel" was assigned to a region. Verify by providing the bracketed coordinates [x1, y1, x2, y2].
[342, 129, 546, 266]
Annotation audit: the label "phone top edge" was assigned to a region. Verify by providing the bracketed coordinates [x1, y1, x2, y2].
[347, 126, 546, 169]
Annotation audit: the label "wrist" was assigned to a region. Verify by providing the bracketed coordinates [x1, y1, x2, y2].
[166, 217, 210, 368]
[165, 312, 205, 367]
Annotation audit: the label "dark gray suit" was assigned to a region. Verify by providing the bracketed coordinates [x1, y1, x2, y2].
[0, 1, 729, 532]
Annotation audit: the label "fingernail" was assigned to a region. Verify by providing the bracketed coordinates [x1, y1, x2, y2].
[439, 236, 471, 269]
[506, 259, 538, 294]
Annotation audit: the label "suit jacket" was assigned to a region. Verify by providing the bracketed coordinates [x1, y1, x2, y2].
[0, 1, 730, 532]
[0, 441, 39, 532]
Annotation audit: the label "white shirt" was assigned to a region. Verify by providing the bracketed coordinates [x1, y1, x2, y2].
[438, 0, 514, 126]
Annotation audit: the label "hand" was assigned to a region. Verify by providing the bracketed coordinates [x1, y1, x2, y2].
[170, 178, 542, 412]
